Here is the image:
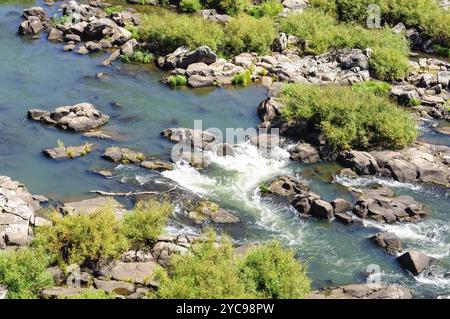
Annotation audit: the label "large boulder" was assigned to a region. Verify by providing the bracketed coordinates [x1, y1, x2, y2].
[178, 46, 217, 69]
[309, 199, 334, 220]
[107, 262, 159, 286]
[187, 201, 239, 224]
[397, 251, 435, 276]
[370, 232, 403, 254]
[338, 150, 379, 175]
[289, 143, 320, 163]
[266, 176, 309, 200]
[102, 147, 145, 164]
[161, 128, 216, 149]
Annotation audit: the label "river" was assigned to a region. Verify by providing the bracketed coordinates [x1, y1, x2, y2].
[0, 0, 449, 298]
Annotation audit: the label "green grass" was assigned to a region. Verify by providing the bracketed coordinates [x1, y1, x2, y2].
[122, 200, 173, 250]
[434, 44, 450, 58]
[0, 248, 53, 299]
[62, 289, 116, 299]
[280, 9, 411, 81]
[180, 0, 203, 13]
[120, 51, 154, 64]
[279, 83, 418, 150]
[310, 0, 450, 48]
[167, 75, 188, 87]
[248, 0, 284, 18]
[352, 80, 391, 96]
[232, 69, 252, 86]
[105, 6, 123, 15]
[152, 230, 311, 299]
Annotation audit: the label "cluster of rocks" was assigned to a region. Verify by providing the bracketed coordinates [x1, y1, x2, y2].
[391, 57, 450, 120]
[28, 103, 109, 132]
[185, 201, 240, 225]
[351, 185, 426, 223]
[19, 7, 50, 37]
[0, 176, 48, 249]
[338, 145, 450, 187]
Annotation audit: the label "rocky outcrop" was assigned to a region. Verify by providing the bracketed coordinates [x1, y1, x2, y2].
[161, 127, 216, 150]
[1, 176, 46, 249]
[338, 150, 379, 176]
[43, 143, 93, 160]
[28, 103, 109, 132]
[152, 234, 201, 267]
[308, 284, 412, 299]
[370, 232, 403, 254]
[397, 251, 435, 276]
[265, 176, 310, 200]
[351, 185, 426, 223]
[19, 7, 49, 36]
[186, 201, 239, 225]
[60, 196, 126, 217]
[289, 142, 320, 163]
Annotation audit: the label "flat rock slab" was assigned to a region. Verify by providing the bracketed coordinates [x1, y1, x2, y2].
[109, 262, 159, 286]
[43, 144, 94, 160]
[60, 196, 126, 217]
[40, 287, 93, 299]
[94, 279, 136, 296]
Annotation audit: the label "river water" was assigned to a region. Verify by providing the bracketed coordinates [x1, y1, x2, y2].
[1, 0, 449, 298]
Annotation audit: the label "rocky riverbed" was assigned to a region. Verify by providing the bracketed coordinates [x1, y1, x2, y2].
[0, 0, 449, 299]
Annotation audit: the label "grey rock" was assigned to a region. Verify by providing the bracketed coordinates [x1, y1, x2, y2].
[397, 251, 435, 276]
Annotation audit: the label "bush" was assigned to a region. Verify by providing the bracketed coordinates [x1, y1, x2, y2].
[279, 10, 410, 80]
[201, 0, 251, 16]
[167, 75, 188, 87]
[0, 248, 53, 299]
[279, 83, 417, 150]
[138, 10, 224, 54]
[248, 0, 284, 18]
[224, 15, 277, 55]
[180, 0, 203, 13]
[122, 200, 173, 250]
[153, 230, 311, 299]
[231, 69, 251, 86]
[238, 241, 310, 299]
[33, 204, 129, 269]
[352, 80, 391, 96]
[311, 0, 450, 48]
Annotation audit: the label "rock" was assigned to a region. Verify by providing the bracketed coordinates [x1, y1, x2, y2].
[110, 26, 132, 46]
[178, 46, 217, 69]
[19, 18, 44, 35]
[85, 41, 102, 53]
[47, 266, 66, 286]
[334, 212, 354, 224]
[309, 200, 334, 220]
[215, 143, 234, 157]
[94, 280, 136, 296]
[60, 197, 126, 217]
[28, 103, 109, 132]
[392, 22, 406, 34]
[63, 44, 76, 51]
[83, 130, 112, 139]
[109, 262, 159, 286]
[338, 150, 379, 175]
[40, 287, 92, 299]
[371, 232, 403, 254]
[103, 147, 145, 164]
[308, 284, 412, 299]
[140, 161, 174, 172]
[331, 198, 352, 215]
[43, 144, 93, 160]
[64, 34, 81, 43]
[385, 158, 418, 182]
[23, 7, 48, 20]
[152, 235, 197, 267]
[187, 74, 215, 88]
[161, 128, 215, 149]
[121, 250, 154, 263]
[266, 176, 309, 199]
[197, 9, 230, 24]
[0, 285, 7, 299]
[76, 46, 90, 55]
[397, 251, 435, 276]
[249, 134, 280, 149]
[289, 143, 320, 163]
[48, 28, 63, 41]
[187, 201, 239, 224]
[233, 53, 255, 68]
[92, 169, 114, 178]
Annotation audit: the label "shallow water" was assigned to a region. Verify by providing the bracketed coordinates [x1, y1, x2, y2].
[1, 0, 449, 298]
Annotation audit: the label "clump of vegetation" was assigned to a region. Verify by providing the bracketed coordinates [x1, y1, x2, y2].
[104, 6, 123, 15]
[201, 0, 251, 16]
[180, 0, 203, 12]
[0, 248, 53, 299]
[248, 0, 284, 18]
[408, 97, 421, 107]
[66, 148, 75, 159]
[232, 69, 252, 86]
[259, 183, 269, 194]
[238, 241, 311, 299]
[120, 51, 154, 64]
[52, 14, 70, 26]
[352, 80, 391, 96]
[167, 75, 188, 87]
[33, 204, 129, 269]
[279, 83, 417, 150]
[153, 230, 311, 299]
[80, 143, 92, 156]
[280, 10, 410, 80]
[310, 0, 450, 48]
[434, 44, 450, 58]
[224, 15, 277, 55]
[138, 10, 224, 54]
[122, 200, 173, 250]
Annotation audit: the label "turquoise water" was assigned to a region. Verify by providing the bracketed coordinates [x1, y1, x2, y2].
[1, 0, 449, 298]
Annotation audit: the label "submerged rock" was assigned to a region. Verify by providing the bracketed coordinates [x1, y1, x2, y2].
[28, 103, 109, 132]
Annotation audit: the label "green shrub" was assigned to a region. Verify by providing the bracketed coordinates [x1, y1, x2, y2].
[224, 15, 277, 55]
[248, 0, 284, 18]
[167, 75, 188, 87]
[62, 289, 116, 299]
[180, 0, 203, 12]
[238, 241, 311, 299]
[138, 10, 224, 54]
[201, 0, 251, 16]
[52, 14, 70, 26]
[33, 204, 129, 269]
[122, 200, 173, 250]
[232, 69, 252, 86]
[280, 10, 410, 80]
[434, 44, 450, 58]
[153, 230, 311, 299]
[0, 248, 53, 299]
[279, 83, 417, 150]
[311, 0, 450, 47]
[120, 51, 154, 64]
[352, 80, 391, 96]
[105, 6, 123, 15]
